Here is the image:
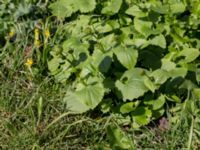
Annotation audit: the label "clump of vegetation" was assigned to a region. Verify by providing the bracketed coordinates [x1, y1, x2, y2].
[0, 0, 200, 149]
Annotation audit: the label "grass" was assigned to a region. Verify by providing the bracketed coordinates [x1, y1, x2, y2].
[0, 69, 199, 149]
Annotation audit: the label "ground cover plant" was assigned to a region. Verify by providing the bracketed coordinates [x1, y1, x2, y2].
[0, 0, 200, 149]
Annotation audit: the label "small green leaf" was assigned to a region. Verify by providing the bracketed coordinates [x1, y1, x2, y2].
[102, 0, 122, 15]
[49, 0, 77, 18]
[134, 18, 153, 37]
[120, 101, 140, 114]
[152, 108, 165, 120]
[151, 2, 170, 14]
[77, 0, 96, 13]
[113, 45, 138, 69]
[161, 58, 176, 71]
[144, 77, 157, 92]
[101, 99, 112, 113]
[170, 3, 185, 14]
[125, 5, 147, 17]
[131, 107, 152, 128]
[150, 34, 166, 49]
[106, 125, 135, 150]
[48, 57, 63, 74]
[180, 80, 198, 91]
[169, 67, 187, 79]
[196, 68, 200, 84]
[178, 48, 200, 63]
[192, 88, 200, 99]
[144, 95, 165, 110]
[150, 69, 169, 84]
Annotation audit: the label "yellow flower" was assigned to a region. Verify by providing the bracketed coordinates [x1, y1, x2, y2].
[45, 29, 50, 38]
[34, 39, 41, 47]
[25, 58, 33, 67]
[34, 28, 39, 40]
[8, 30, 15, 38]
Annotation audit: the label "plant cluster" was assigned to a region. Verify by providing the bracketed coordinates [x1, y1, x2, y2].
[48, 0, 200, 128]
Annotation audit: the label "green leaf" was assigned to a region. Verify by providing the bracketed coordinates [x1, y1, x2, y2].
[93, 20, 120, 33]
[49, 0, 95, 18]
[150, 34, 166, 49]
[144, 77, 157, 92]
[170, 3, 185, 14]
[64, 82, 104, 113]
[113, 46, 138, 69]
[192, 88, 200, 99]
[150, 69, 169, 84]
[76, 0, 96, 13]
[115, 68, 149, 101]
[92, 49, 113, 73]
[131, 107, 152, 128]
[101, 98, 112, 113]
[49, 0, 77, 18]
[151, 2, 170, 14]
[169, 67, 187, 79]
[180, 80, 198, 91]
[178, 48, 200, 63]
[102, 0, 122, 15]
[106, 125, 135, 150]
[196, 68, 200, 84]
[48, 57, 63, 74]
[99, 34, 116, 51]
[125, 5, 147, 17]
[134, 18, 153, 37]
[144, 95, 165, 110]
[152, 108, 165, 120]
[161, 58, 176, 71]
[120, 101, 140, 114]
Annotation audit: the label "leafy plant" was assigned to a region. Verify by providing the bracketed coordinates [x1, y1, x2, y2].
[48, 0, 200, 128]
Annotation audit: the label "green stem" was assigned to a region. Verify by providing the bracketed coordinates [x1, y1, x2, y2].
[187, 116, 194, 150]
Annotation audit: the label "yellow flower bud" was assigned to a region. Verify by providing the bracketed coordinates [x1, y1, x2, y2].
[25, 58, 33, 67]
[8, 30, 15, 38]
[34, 28, 39, 40]
[45, 29, 50, 38]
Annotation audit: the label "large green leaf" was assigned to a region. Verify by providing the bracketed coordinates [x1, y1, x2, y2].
[64, 82, 104, 113]
[113, 46, 138, 69]
[101, 0, 122, 15]
[115, 68, 149, 101]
